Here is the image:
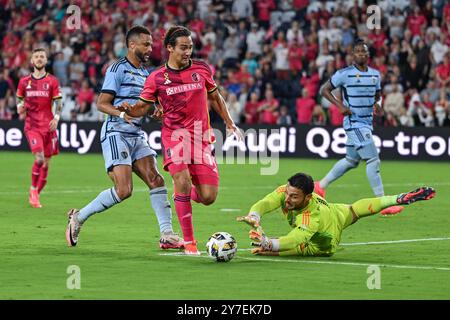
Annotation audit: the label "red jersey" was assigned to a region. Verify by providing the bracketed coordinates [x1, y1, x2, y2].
[140, 59, 217, 145]
[16, 73, 62, 133]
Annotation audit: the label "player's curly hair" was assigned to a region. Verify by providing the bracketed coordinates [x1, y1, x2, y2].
[164, 25, 191, 48]
[288, 173, 314, 195]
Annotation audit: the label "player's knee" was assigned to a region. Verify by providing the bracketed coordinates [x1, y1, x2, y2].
[115, 185, 133, 200]
[366, 157, 380, 170]
[345, 157, 359, 168]
[149, 173, 165, 189]
[201, 194, 217, 206]
[35, 154, 44, 165]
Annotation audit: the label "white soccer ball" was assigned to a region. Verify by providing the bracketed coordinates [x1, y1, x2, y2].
[206, 232, 237, 262]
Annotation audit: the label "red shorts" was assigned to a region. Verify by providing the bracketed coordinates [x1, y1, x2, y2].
[163, 139, 219, 187]
[25, 130, 59, 158]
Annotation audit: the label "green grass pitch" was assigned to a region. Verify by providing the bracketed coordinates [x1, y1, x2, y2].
[1, 151, 449, 299]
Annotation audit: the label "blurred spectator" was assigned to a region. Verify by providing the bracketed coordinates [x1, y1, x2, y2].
[226, 92, 243, 124]
[327, 103, 344, 127]
[52, 52, 69, 86]
[436, 52, 450, 88]
[384, 84, 406, 118]
[277, 105, 292, 125]
[311, 105, 326, 126]
[435, 88, 449, 126]
[0, 70, 12, 120]
[257, 88, 279, 124]
[244, 91, 260, 124]
[296, 88, 315, 124]
[76, 80, 95, 118]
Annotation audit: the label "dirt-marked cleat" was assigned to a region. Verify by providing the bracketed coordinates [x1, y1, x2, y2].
[66, 209, 82, 247]
[160, 231, 184, 250]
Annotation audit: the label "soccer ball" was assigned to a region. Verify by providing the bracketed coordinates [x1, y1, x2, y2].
[206, 232, 237, 262]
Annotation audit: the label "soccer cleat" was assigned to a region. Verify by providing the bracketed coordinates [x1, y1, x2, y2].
[314, 181, 326, 198]
[159, 230, 184, 249]
[184, 241, 200, 255]
[29, 188, 42, 208]
[380, 205, 404, 216]
[396, 187, 436, 205]
[66, 209, 82, 247]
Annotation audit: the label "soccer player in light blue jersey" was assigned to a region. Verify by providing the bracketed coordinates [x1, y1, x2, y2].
[315, 39, 403, 216]
[66, 26, 183, 249]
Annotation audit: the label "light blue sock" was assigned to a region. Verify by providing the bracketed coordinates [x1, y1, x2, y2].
[366, 158, 384, 197]
[320, 157, 359, 189]
[78, 188, 122, 223]
[150, 186, 173, 233]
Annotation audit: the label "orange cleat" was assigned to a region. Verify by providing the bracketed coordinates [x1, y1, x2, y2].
[314, 181, 326, 198]
[29, 188, 42, 208]
[380, 205, 404, 216]
[184, 240, 200, 255]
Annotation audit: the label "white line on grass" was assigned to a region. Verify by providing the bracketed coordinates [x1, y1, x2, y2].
[340, 237, 450, 246]
[159, 252, 450, 271]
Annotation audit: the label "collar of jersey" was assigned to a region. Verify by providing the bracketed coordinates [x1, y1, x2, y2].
[31, 72, 48, 80]
[352, 64, 369, 72]
[165, 59, 192, 72]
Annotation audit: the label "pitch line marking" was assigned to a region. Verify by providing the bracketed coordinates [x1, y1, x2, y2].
[158, 253, 450, 272]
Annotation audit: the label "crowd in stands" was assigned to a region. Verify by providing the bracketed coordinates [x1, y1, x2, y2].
[0, 0, 449, 127]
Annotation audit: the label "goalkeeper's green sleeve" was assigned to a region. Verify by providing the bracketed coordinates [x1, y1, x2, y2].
[248, 185, 285, 217]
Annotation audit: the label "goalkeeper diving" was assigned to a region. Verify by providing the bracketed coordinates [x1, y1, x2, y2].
[237, 173, 436, 256]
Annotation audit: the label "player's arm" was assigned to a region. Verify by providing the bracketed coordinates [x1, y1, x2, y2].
[321, 78, 352, 116]
[120, 98, 155, 118]
[236, 187, 284, 228]
[49, 98, 62, 131]
[208, 89, 244, 140]
[373, 90, 383, 116]
[251, 217, 319, 256]
[97, 92, 133, 124]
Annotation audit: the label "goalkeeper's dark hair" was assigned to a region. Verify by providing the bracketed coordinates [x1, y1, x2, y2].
[126, 25, 151, 48]
[164, 25, 191, 48]
[353, 38, 368, 50]
[288, 173, 314, 195]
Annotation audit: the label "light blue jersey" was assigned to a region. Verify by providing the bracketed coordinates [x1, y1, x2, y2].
[330, 65, 381, 131]
[100, 57, 150, 141]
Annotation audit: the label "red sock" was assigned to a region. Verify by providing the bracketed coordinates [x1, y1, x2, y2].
[37, 165, 48, 194]
[174, 193, 194, 242]
[190, 186, 202, 203]
[31, 161, 43, 188]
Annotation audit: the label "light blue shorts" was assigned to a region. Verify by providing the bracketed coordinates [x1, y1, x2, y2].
[345, 127, 378, 161]
[101, 133, 157, 172]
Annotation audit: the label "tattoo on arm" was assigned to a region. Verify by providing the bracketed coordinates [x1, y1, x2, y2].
[53, 98, 62, 116]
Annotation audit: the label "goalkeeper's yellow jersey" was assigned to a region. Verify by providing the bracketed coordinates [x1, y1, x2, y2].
[249, 185, 352, 256]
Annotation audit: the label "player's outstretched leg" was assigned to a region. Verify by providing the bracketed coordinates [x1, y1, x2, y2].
[66, 209, 83, 247]
[351, 186, 436, 220]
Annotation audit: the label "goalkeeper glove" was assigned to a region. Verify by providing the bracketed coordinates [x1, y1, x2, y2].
[249, 229, 273, 251]
[236, 212, 261, 228]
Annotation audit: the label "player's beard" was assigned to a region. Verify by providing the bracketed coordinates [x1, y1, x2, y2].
[135, 49, 149, 64]
[34, 64, 45, 71]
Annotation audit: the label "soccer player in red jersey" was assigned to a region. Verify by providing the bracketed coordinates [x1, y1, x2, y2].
[16, 48, 62, 208]
[121, 26, 243, 255]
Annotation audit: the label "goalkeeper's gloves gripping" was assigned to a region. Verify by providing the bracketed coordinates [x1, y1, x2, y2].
[249, 229, 273, 251]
